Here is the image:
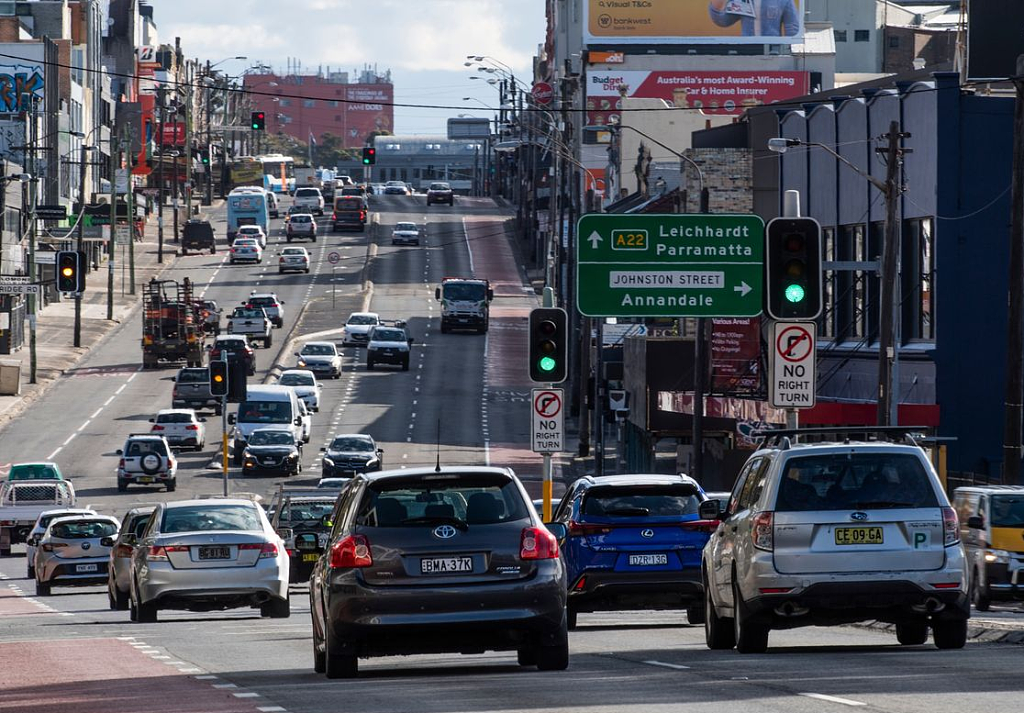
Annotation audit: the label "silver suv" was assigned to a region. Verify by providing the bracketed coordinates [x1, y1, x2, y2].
[700, 428, 969, 653]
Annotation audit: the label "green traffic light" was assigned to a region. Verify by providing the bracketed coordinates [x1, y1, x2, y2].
[785, 283, 806, 303]
[538, 356, 557, 373]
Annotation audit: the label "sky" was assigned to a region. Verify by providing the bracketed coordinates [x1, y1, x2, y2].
[154, 0, 547, 137]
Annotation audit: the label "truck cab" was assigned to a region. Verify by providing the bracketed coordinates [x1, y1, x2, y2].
[435, 278, 494, 334]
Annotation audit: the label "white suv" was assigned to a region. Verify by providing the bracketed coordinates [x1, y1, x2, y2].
[293, 187, 325, 215]
[116, 434, 177, 492]
[701, 428, 969, 653]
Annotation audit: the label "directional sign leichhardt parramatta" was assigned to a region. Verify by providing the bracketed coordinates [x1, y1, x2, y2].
[576, 214, 765, 318]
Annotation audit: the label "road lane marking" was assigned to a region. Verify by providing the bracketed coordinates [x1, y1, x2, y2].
[115, 384, 126, 394]
[90, 408, 102, 419]
[76, 420, 90, 432]
[103, 396, 115, 406]
[256, 707, 287, 713]
[195, 675, 219, 680]
[798, 693, 866, 707]
[233, 692, 261, 698]
[46, 447, 62, 460]
[643, 660, 691, 670]
[62, 434, 76, 446]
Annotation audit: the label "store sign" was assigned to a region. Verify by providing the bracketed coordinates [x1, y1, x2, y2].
[0, 63, 44, 113]
[709, 317, 762, 396]
[589, 51, 625, 64]
[158, 123, 186, 147]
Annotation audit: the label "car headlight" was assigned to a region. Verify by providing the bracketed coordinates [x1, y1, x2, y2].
[366, 458, 378, 467]
[322, 456, 334, 467]
[297, 359, 307, 367]
[984, 549, 1010, 564]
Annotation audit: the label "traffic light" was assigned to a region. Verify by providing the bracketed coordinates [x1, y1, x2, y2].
[765, 217, 822, 321]
[227, 357, 248, 403]
[209, 361, 229, 397]
[529, 307, 568, 383]
[55, 250, 85, 294]
[251, 111, 266, 131]
[361, 147, 376, 165]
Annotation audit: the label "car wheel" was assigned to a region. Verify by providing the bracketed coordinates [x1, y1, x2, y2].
[732, 580, 769, 653]
[233, 451, 243, 466]
[366, 360, 374, 371]
[35, 580, 51, 597]
[261, 595, 290, 619]
[971, 569, 992, 612]
[896, 621, 929, 646]
[137, 598, 158, 623]
[516, 647, 537, 667]
[535, 619, 569, 671]
[932, 619, 968, 649]
[27, 563, 34, 579]
[278, 269, 284, 274]
[566, 605, 578, 631]
[108, 588, 117, 611]
[166, 480, 176, 493]
[325, 628, 358, 679]
[112, 585, 130, 611]
[686, 603, 706, 626]
[305, 268, 310, 273]
[401, 359, 410, 371]
[265, 336, 273, 349]
[704, 573, 735, 650]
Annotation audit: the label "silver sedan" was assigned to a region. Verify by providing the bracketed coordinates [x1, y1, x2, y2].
[34, 515, 120, 596]
[129, 498, 290, 622]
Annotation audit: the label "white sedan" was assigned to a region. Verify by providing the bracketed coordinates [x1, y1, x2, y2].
[149, 409, 206, 451]
[279, 369, 321, 412]
[230, 238, 263, 264]
[391, 222, 422, 246]
[236, 225, 267, 248]
[341, 312, 381, 347]
[278, 246, 310, 274]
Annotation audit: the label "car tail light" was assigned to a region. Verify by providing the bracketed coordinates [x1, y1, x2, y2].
[520, 527, 559, 560]
[680, 519, 720, 534]
[932, 581, 961, 589]
[117, 458, 125, 470]
[42, 542, 68, 552]
[942, 507, 959, 546]
[359, 210, 366, 220]
[150, 425, 164, 431]
[751, 511, 774, 551]
[172, 387, 179, 397]
[239, 542, 279, 559]
[147, 545, 188, 560]
[114, 544, 134, 558]
[329, 535, 372, 568]
[572, 575, 587, 591]
[331, 212, 338, 220]
[567, 521, 612, 537]
[185, 425, 199, 431]
[142, 334, 153, 346]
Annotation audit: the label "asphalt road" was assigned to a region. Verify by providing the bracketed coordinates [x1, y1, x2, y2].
[2, 194, 1022, 712]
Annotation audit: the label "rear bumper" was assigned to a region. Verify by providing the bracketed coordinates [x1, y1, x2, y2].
[118, 471, 175, 485]
[164, 435, 201, 447]
[568, 569, 703, 612]
[37, 558, 109, 585]
[138, 561, 288, 609]
[442, 315, 486, 328]
[983, 562, 1024, 601]
[367, 350, 408, 365]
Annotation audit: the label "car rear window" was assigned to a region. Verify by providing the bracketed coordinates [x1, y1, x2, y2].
[372, 329, 405, 342]
[162, 505, 261, 533]
[581, 484, 702, 518]
[296, 189, 319, 197]
[249, 297, 276, 306]
[347, 315, 377, 325]
[775, 453, 939, 512]
[291, 215, 311, 223]
[430, 183, 450, 190]
[356, 474, 529, 527]
[280, 373, 314, 386]
[157, 413, 193, 424]
[177, 369, 208, 384]
[280, 500, 335, 523]
[9, 464, 60, 480]
[990, 496, 1024, 527]
[50, 520, 117, 539]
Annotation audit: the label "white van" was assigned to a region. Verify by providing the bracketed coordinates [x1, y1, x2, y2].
[229, 386, 303, 464]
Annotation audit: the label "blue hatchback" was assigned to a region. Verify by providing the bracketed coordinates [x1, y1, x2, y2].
[550, 474, 716, 629]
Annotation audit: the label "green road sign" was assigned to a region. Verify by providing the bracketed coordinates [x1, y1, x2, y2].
[576, 213, 765, 318]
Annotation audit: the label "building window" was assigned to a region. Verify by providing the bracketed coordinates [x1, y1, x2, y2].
[888, 35, 900, 48]
[330, 101, 339, 108]
[303, 99, 315, 108]
[855, 30, 870, 42]
[820, 228, 836, 339]
[279, 99, 291, 107]
[834, 30, 847, 42]
[902, 218, 935, 341]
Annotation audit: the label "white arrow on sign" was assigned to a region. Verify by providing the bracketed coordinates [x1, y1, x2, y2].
[587, 231, 603, 250]
[733, 281, 752, 297]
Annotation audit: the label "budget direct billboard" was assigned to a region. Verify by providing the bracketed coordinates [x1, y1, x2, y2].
[586, 0, 804, 45]
[586, 70, 809, 121]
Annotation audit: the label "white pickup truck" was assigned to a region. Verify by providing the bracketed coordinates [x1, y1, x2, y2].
[228, 306, 273, 349]
[0, 480, 77, 556]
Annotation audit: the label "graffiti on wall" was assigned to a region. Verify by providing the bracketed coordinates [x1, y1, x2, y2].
[0, 64, 44, 113]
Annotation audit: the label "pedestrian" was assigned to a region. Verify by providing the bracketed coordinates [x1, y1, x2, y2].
[708, 0, 800, 38]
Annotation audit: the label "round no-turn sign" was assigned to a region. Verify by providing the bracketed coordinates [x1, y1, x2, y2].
[327, 251, 341, 265]
[532, 389, 564, 454]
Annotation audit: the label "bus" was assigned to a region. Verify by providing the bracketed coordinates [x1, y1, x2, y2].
[227, 190, 269, 240]
[259, 154, 295, 194]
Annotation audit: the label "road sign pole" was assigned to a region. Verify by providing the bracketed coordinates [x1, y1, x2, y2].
[332, 266, 336, 309]
[222, 395, 229, 496]
[542, 452, 552, 522]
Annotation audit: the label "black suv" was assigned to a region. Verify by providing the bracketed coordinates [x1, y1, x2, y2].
[309, 467, 568, 678]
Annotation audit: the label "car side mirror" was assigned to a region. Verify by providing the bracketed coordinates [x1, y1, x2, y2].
[295, 417, 303, 426]
[227, 414, 236, 425]
[967, 515, 985, 530]
[320, 446, 327, 452]
[100, 537, 114, 547]
[699, 499, 722, 521]
[434, 288, 441, 300]
[26, 536, 37, 546]
[124, 534, 138, 546]
[115, 449, 123, 456]
[276, 528, 293, 541]
[148, 418, 154, 423]
[205, 344, 213, 350]
[545, 522, 567, 541]
[377, 448, 384, 457]
[199, 418, 207, 423]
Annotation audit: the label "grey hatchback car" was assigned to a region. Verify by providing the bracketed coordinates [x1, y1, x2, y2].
[107, 506, 155, 610]
[309, 467, 568, 678]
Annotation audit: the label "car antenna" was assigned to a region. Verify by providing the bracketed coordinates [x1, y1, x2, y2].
[435, 419, 442, 472]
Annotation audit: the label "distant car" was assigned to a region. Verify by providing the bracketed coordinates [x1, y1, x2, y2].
[318, 477, 352, 489]
[287, 213, 317, 242]
[172, 367, 221, 414]
[341, 312, 381, 347]
[270, 495, 337, 583]
[426, 182, 454, 206]
[116, 434, 177, 492]
[295, 341, 343, 379]
[7, 462, 64, 481]
[149, 408, 206, 451]
[129, 498, 290, 622]
[703, 491, 731, 513]
[195, 299, 221, 335]
[308, 466, 568, 678]
[297, 400, 313, 444]
[230, 238, 262, 264]
[366, 325, 413, 371]
[181, 219, 217, 255]
[279, 246, 311, 274]
[293, 187, 325, 215]
[279, 369, 321, 412]
[242, 428, 303, 477]
[209, 335, 256, 376]
[246, 292, 285, 328]
[106, 506, 155, 610]
[236, 225, 267, 249]
[391, 221, 422, 246]
[34, 514, 120, 596]
[320, 434, 383, 478]
[383, 180, 409, 195]
[25, 508, 97, 579]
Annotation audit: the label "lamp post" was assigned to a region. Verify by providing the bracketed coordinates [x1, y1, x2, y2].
[73, 143, 96, 348]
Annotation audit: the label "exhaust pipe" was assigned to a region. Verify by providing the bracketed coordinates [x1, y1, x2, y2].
[774, 601, 810, 617]
[912, 597, 946, 614]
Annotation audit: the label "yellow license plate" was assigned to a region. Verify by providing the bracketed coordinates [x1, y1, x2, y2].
[835, 526, 884, 545]
[302, 553, 319, 562]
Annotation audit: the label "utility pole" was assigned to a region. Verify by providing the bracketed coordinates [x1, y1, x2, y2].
[876, 121, 907, 426]
[107, 136, 117, 320]
[691, 187, 711, 480]
[126, 125, 136, 295]
[73, 143, 89, 348]
[206, 59, 213, 206]
[27, 98, 38, 384]
[157, 84, 166, 264]
[1003, 56, 1024, 485]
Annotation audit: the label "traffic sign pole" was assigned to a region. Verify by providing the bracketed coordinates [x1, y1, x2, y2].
[532, 388, 564, 521]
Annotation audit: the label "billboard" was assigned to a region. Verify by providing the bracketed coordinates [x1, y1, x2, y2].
[709, 317, 762, 396]
[967, 0, 1024, 80]
[0, 62, 44, 113]
[448, 118, 491, 140]
[585, 0, 804, 45]
[586, 70, 809, 122]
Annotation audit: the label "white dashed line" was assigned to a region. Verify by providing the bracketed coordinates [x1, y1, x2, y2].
[643, 660, 691, 670]
[798, 694, 866, 707]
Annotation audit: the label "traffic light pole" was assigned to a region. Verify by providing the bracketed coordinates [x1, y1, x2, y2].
[73, 143, 88, 348]
[222, 392, 229, 496]
[691, 188, 710, 480]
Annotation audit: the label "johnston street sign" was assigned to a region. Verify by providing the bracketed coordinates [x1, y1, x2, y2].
[576, 214, 765, 318]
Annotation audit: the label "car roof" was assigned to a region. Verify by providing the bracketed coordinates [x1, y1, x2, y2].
[126, 434, 165, 441]
[48, 514, 118, 526]
[302, 341, 336, 347]
[348, 312, 378, 318]
[162, 498, 262, 509]
[762, 442, 929, 459]
[363, 466, 515, 483]
[281, 369, 316, 377]
[38, 507, 95, 518]
[580, 473, 702, 488]
[156, 408, 196, 415]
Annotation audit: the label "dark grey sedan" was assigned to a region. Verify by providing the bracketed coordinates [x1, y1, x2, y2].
[309, 467, 568, 678]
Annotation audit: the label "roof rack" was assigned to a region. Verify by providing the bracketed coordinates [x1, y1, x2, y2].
[751, 426, 933, 450]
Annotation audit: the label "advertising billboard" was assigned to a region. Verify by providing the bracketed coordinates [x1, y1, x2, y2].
[585, 0, 804, 45]
[586, 70, 809, 122]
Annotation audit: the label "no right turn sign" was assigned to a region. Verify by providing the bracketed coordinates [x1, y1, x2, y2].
[769, 322, 816, 409]
[531, 389, 564, 454]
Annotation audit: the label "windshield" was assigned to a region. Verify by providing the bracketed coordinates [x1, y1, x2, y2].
[282, 249, 305, 256]
[347, 315, 377, 326]
[356, 474, 529, 527]
[280, 500, 335, 523]
[248, 430, 295, 446]
[776, 454, 939, 512]
[162, 505, 261, 533]
[430, 183, 450, 190]
[9, 464, 61, 480]
[237, 401, 291, 424]
[582, 485, 702, 518]
[443, 283, 486, 301]
[249, 297, 276, 307]
[372, 329, 405, 342]
[301, 344, 335, 355]
[50, 520, 117, 539]
[395, 223, 417, 231]
[991, 496, 1024, 527]
[296, 189, 319, 197]
[177, 369, 207, 384]
[330, 437, 374, 452]
[280, 373, 314, 386]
